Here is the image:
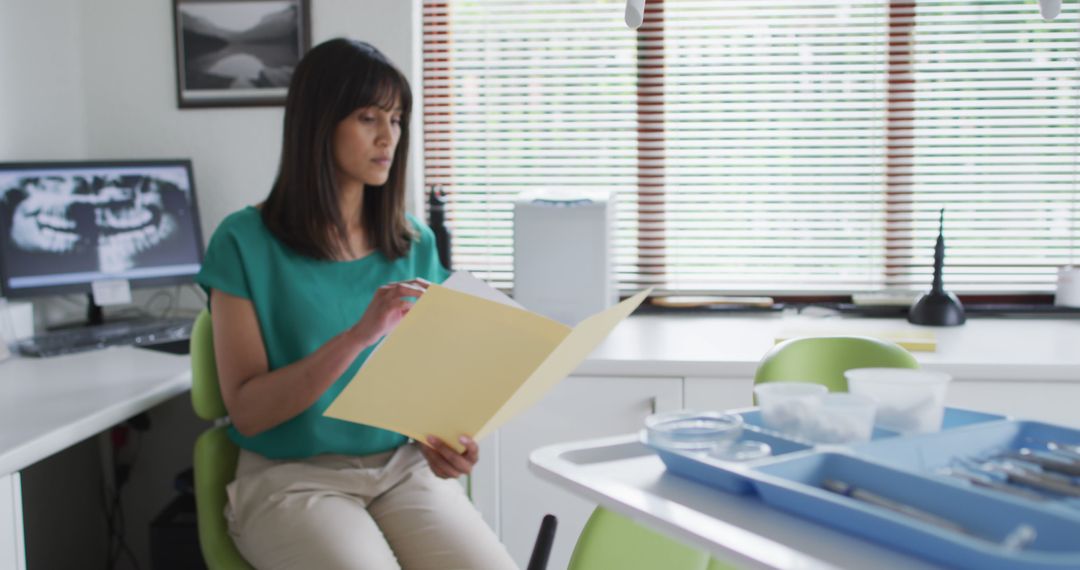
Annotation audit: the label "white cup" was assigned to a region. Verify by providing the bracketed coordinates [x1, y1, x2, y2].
[1056, 265, 1080, 308]
[801, 393, 878, 444]
[845, 368, 951, 434]
[753, 382, 828, 437]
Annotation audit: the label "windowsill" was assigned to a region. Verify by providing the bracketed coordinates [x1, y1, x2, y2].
[576, 312, 1080, 381]
[635, 302, 1080, 320]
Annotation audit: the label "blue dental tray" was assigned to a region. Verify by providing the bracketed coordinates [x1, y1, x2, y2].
[647, 406, 1003, 495]
[752, 452, 1080, 570]
[853, 420, 1080, 519]
[647, 424, 811, 493]
[645, 407, 1080, 569]
[853, 420, 1080, 472]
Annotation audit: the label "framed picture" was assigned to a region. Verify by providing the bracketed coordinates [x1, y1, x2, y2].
[173, 0, 311, 108]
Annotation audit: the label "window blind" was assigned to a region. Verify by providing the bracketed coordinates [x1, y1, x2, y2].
[889, 0, 1080, 292]
[422, 0, 1080, 295]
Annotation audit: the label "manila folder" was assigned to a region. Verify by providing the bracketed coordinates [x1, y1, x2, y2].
[324, 285, 649, 451]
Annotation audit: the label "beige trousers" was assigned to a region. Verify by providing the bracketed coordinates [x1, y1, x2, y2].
[225, 443, 518, 570]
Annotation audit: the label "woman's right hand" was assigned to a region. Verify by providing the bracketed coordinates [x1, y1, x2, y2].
[349, 278, 431, 347]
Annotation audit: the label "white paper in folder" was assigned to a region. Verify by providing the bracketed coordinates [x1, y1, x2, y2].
[513, 190, 616, 326]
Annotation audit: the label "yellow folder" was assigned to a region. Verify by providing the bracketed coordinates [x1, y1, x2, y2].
[324, 277, 650, 451]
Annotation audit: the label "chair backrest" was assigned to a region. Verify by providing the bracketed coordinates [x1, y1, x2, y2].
[567, 508, 712, 570]
[191, 310, 228, 421]
[189, 308, 253, 570]
[754, 336, 919, 392]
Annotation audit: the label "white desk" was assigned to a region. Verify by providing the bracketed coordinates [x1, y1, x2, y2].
[530, 433, 944, 570]
[0, 347, 191, 569]
[576, 314, 1080, 381]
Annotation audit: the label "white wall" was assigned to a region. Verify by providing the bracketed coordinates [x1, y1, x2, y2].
[0, 0, 86, 160]
[314, 0, 426, 217]
[81, 0, 424, 240]
[81, 0, 281, 240]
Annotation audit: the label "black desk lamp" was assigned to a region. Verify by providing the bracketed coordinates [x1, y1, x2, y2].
[908, 208, 966, 326]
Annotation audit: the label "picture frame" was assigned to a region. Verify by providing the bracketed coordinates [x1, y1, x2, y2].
[172, 0, 311, 108]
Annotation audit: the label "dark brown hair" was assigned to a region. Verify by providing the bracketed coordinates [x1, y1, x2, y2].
[262, 38, 414, 261]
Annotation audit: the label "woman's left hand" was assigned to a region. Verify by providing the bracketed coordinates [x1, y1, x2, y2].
[420, 435, 479, 479]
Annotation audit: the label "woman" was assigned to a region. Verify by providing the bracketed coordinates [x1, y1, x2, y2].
[197, 38, 517, 569]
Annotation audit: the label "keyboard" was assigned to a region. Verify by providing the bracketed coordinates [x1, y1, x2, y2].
[15, 317, 194, 358]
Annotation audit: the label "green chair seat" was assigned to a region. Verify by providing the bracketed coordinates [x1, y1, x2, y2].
[567, 508, 714, 570]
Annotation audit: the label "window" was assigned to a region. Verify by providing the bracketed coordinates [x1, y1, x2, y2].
[423, 0, 1080, 296]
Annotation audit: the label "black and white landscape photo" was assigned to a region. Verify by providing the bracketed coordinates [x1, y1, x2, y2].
[174, 0, 310, 107]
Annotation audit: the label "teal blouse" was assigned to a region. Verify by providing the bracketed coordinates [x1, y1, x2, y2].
[196, 206, 449, 459]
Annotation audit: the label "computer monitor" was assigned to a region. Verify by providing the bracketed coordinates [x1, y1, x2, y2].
[0, 159, 204, 324]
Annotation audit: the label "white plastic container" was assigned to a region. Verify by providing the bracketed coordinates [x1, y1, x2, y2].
[801, 393, 877, 444]
[1056, 265, 1080, 308]
[753, 382, 828, 437]
[845, 368, 952, 434]
[513, 190, 615, 325]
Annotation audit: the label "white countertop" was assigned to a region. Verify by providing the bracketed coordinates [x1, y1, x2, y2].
[0, 347, 191, 475]
[577, 314, 1080, 381]
[3, 314, 1076, 474]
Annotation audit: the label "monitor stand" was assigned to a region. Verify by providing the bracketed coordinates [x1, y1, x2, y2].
[47, 292, 131, 331]
[87, 293, 105, 326]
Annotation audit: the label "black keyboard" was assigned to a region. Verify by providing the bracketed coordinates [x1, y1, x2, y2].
[15, 317, 194, 357]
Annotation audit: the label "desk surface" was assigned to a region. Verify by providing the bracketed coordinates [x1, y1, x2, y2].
[0, 347, 191, 475]
[531, 433, 944, 570]
[576, 314, 1080, 381]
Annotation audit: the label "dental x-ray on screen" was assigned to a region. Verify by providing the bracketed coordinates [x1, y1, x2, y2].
[0, 160, 203, 297]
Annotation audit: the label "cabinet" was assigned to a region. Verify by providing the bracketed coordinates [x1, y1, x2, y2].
[489, 375, 682, 570]
[684, 376, 754, 412]
[0, 473, 25, 570]
[945, 381, 1080, 428]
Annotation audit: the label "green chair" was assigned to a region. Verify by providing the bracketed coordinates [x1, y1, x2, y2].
[706, 558, 736, 570]
[754, 336, 919, 393]
[190, 309, 253, 570]
[567, 507, 713, 570]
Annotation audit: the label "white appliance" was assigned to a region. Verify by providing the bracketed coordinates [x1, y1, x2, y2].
[0, 299, 33, 361]
[0, 299, 33, 343]
[513, 190, 616, 325]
